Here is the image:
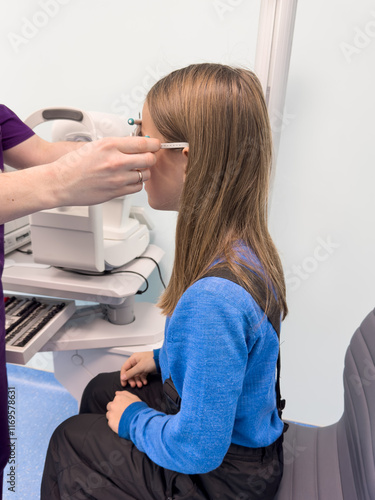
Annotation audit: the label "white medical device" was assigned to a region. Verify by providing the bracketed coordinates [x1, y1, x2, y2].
[25, 108, 151, 272]
[4, 216, 31, 255]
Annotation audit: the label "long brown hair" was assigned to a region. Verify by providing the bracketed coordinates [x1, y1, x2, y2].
[146, 63, 288, 319]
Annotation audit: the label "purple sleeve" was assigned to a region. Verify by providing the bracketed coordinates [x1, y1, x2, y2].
[0, 104, 35, 152]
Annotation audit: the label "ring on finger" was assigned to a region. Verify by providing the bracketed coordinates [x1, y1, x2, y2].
[135, 169, 143, 184]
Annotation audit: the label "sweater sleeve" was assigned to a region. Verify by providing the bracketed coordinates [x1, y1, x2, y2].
[153, 348, 161, 373]
[118, 278, 255, 474]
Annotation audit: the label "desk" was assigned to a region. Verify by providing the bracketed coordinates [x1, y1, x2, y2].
[3, 244, 165, 399]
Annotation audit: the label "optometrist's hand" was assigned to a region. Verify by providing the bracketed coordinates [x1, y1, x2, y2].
[52, 136, 160, 206]
[120, 351, 157, 388]
[0, 135, 161, 225]
[106, 391, 142, 434]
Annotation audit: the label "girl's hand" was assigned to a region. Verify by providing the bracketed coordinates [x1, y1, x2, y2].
[120, 351, 157, 388]
[106, 391, 142, 434]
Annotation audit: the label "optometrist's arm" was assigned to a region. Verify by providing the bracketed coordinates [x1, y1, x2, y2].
[0, 136, 160, 225]
[3, 134, 87, 170]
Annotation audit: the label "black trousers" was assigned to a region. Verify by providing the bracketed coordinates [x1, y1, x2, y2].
[41, 372, 283, 500]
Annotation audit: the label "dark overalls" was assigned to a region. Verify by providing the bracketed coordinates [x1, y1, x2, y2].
[41, 267, 287, 500]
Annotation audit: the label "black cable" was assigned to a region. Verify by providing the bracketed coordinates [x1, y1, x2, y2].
[16, 248, 33, 255]
[135, 256, 167, 289]
[56, 267, 149, 294]
[108, 269, 149, 295]
[55, 267, 107, 276]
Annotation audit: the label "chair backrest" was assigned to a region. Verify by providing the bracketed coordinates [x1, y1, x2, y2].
[339, 309, 375, 500]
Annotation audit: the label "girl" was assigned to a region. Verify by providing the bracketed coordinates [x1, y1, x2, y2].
[41, 63, 288, 500]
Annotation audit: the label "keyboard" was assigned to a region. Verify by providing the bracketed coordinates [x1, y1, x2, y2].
[5, 295, 76, 365]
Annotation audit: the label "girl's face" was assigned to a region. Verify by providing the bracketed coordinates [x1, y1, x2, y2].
[140, 103, 188, 211]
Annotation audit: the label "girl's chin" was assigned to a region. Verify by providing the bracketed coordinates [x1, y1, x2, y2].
[143, 187, 179, 211]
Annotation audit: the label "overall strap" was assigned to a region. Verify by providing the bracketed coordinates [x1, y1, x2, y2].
[202, 266, 286, 420]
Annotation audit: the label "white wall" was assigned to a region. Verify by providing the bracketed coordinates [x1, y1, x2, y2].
[1, 0, 260, 302]
[2, 0, 374, 426]
[269, 0, 375, 425]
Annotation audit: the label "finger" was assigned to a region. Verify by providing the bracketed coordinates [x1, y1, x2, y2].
[120, 369, 127, 387]
[113, 136, 161, 154]
[115, 390, 132, 397]
[120, 377, 127, 387]
[117, 182, 145, 197]
[127, 378, 137, 388]
[121, 359, 136, 379]
[134, 376, 143, 388]
[131, 168, 151, 184]
[110, 151, 156, 176]
[122, 151, 157, 170]
[123, 356, 138, 371]
[122, 365, 140, 381]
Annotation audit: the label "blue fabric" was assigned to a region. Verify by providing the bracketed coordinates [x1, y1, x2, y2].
[118, 269, 284, 474]
[119, 401, 148, 436]
[153, 348, 160, 373]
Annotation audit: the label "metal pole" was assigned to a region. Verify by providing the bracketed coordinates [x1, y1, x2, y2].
[255, 0, 298, 194]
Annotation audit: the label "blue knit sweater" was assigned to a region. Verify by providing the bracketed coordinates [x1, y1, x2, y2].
[119, 274, 283, 474]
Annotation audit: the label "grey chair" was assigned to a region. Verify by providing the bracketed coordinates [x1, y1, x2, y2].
[275, 308, 375, 500]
